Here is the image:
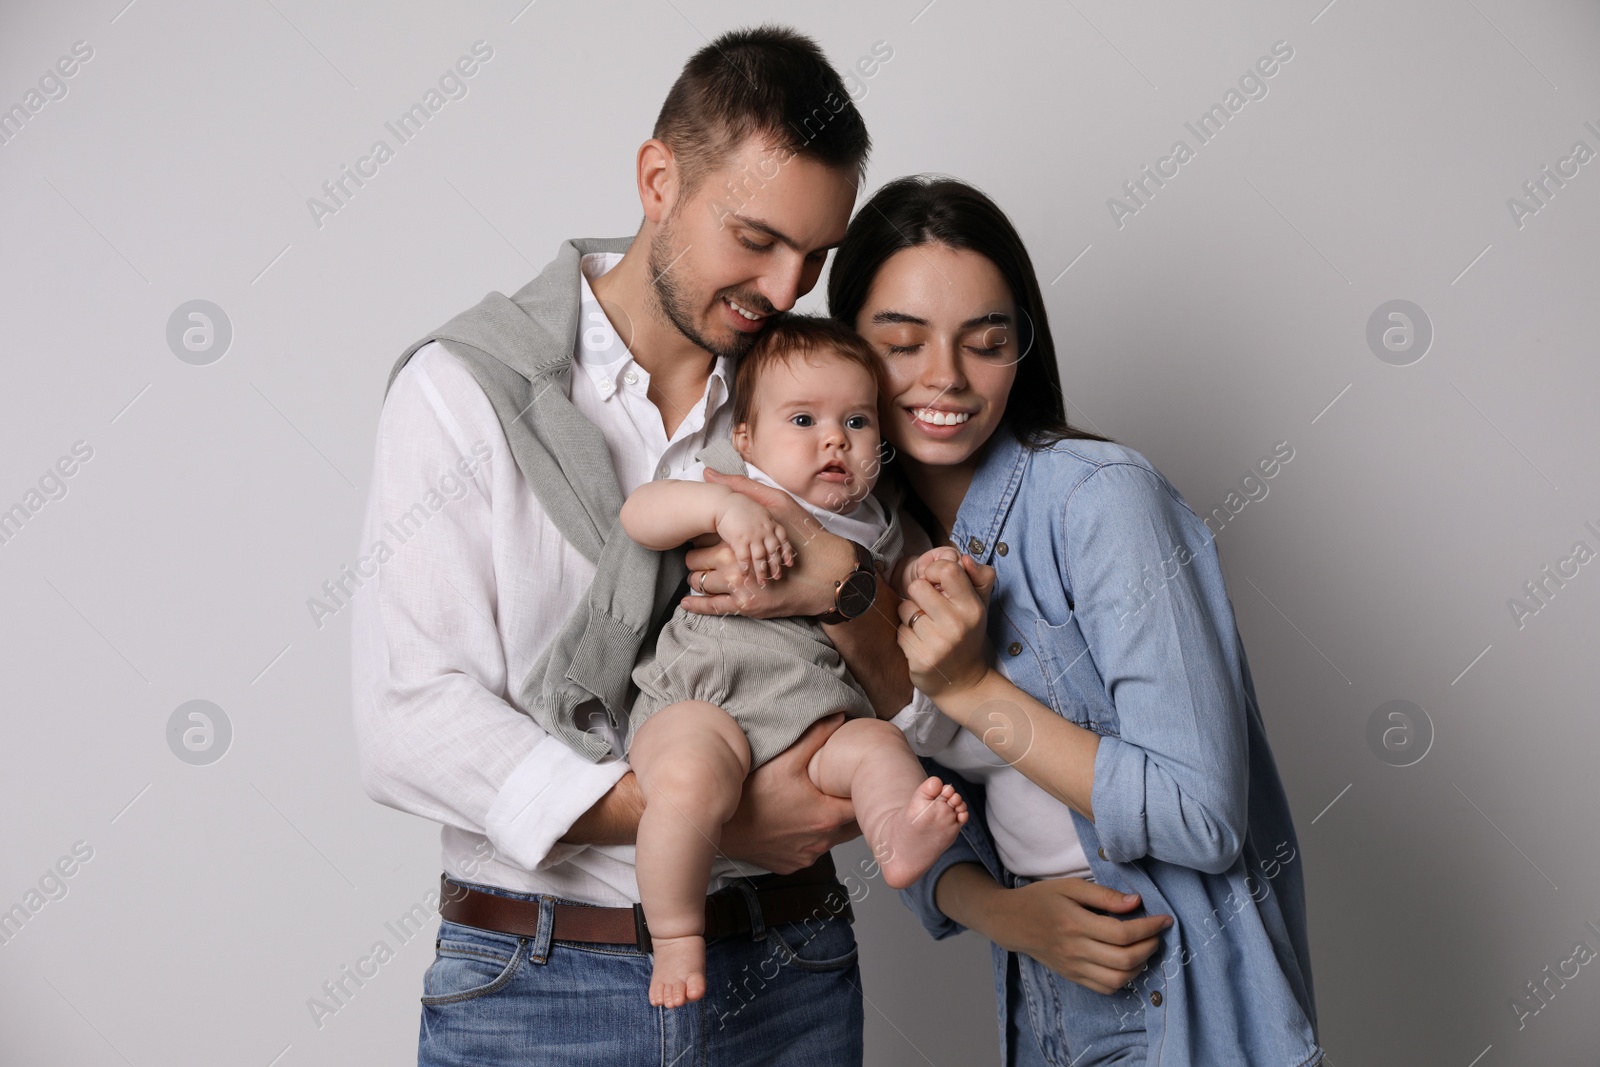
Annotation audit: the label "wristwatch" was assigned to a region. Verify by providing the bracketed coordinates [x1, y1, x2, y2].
[816, 539, 878, 624]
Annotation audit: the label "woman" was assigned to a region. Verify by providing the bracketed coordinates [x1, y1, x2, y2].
[828, 176, 1321, 1066]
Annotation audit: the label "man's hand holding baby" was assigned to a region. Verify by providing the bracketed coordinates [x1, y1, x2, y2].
[682, 468, 857, 618]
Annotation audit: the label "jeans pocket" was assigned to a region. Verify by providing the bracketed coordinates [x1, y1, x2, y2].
[764, 917, 859, 973]
[420, 920, 527, 1006]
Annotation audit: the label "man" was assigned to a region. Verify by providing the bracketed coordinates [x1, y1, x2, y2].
[351, 25, 910, 1064]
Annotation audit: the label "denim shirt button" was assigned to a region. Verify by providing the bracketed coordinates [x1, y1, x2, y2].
[1150, 990, 1163, 1007]
[969, 536, 985, 554]
[1097, 847, 1107, 860]
[996, 541, 1008, 556]
[1007, 642, 1022, 656]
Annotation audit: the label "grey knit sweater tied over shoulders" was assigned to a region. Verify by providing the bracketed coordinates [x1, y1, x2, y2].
[384, 235, 899, 763]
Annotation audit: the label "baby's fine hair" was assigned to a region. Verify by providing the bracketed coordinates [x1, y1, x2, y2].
[731, 314, 883, 427]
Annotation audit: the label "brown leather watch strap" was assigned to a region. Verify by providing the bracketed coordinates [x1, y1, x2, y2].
[437, 854, 853, 952]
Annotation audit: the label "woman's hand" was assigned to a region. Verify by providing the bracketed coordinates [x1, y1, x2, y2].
[681, 469, 854, 619]
[937, 863, 1170, 995]
[896, 551, 996, 700]
[998, 878, 1171, 994]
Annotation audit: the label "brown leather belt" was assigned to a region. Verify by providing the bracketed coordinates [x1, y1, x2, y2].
[438, 853, 853, 953]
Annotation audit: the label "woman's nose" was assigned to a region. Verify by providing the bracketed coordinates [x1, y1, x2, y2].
[922, 341, 966, 391]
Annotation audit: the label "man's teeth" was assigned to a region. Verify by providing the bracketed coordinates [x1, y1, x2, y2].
[914, 408, 971, 426]
[725, 298, 762, 321]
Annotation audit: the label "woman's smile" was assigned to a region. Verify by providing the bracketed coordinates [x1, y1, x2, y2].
[905, 404, 977, 438]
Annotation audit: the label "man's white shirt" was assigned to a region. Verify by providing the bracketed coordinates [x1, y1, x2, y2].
[351, 251, 773, 907]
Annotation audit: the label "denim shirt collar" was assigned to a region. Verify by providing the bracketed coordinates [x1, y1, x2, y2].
[950, 428, 1030, 564]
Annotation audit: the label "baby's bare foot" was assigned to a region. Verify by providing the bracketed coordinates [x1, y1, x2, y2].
[873, 777, 969, 890]
[648, 933, 708, 1008]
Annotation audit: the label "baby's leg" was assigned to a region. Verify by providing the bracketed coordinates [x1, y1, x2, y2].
[807, 717, 967, 890]
[629, 700, 751, 1008]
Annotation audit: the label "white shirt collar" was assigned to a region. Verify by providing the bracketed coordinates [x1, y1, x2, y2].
[746, 461, 888, 545]
[574, 252, 732, 406]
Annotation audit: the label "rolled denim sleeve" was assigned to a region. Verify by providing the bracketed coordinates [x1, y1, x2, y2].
[897, 761, 999, 940]
[1067, 462, 1250, 875]
[897, 830, 988, 941]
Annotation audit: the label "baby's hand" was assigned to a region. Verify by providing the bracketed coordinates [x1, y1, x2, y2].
[715, 495, 795, 585]
[912, 546, 962, 585]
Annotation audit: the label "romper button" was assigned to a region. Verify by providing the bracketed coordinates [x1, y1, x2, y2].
[968, 536, 985, 554]
[657, 465, 669, 478]
[1097, 847, 1107, 860]
[996, 542, 1008, 556]
[1150, 990, 1163, 1007]
[1007, 642, 1022, 656]
[623, 369, 638, 385]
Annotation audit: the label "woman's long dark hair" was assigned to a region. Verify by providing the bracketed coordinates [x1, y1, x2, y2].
[827, 175, 1112, 450]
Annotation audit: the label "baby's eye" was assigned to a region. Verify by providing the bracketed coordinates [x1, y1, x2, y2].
[846, 415, 870, 430]
[790, 414, 814, 428]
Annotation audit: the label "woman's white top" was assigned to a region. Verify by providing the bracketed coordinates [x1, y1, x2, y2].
[888, 512, 1092, 883]
[892, 675, 1094, 882]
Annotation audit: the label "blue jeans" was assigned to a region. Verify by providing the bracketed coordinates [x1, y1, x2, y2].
[418, 878, 864, 1065]
[1005, 949, 1151, 1067]
[1004, 877, 1147, 1067]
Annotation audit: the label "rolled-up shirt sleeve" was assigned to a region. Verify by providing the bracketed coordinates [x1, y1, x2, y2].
[1066, 462, 1250, 875]
[350, 352, 626, 873]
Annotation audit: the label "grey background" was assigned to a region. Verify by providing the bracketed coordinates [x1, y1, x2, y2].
[2, 0, 1596, 1063]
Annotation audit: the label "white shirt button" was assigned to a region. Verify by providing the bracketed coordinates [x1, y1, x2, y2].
[622, 369, 638, 386]
[657, 465, 670, 478]
[597, 378, 614, 395]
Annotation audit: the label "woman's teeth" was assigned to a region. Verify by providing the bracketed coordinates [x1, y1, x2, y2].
[913, 408, 971, 426]
[725, 298, 762, 321]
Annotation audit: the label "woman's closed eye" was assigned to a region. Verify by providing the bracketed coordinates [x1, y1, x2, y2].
[881, 340, 1004, 356]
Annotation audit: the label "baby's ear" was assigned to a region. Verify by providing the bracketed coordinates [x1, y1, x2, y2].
[732, 422, 753, 458]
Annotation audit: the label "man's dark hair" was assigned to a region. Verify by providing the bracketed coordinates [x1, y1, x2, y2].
[652, 24, 871, 199]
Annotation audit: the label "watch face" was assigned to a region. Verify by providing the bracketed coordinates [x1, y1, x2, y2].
[837, 570, 877, 619]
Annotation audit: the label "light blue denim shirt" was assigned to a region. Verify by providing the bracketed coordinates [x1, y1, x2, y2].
[898, 429, 1321, 1067]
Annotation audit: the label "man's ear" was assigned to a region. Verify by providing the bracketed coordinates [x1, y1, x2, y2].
[637, 138, 678, 225]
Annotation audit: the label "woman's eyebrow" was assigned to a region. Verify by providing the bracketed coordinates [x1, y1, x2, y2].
[871, 310, 926, 326]
[870, 310, 1011, 328]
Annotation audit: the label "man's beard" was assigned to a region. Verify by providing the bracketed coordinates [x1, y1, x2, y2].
[647, 218, 766, 363]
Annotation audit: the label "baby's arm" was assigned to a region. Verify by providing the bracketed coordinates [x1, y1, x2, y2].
[621, 480, 795, 581]
[621, 480, 741, 550]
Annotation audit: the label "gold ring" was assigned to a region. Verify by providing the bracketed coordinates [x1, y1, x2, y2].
[907, 609, 927, 629]
[693, 571, 708, 595]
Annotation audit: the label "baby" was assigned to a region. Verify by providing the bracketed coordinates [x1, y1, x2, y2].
[619, 315, 967, 1008]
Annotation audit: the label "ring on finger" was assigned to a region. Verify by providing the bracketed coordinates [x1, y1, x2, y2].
[692, 570, 708, 595]
[907, 608, 927, 629]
